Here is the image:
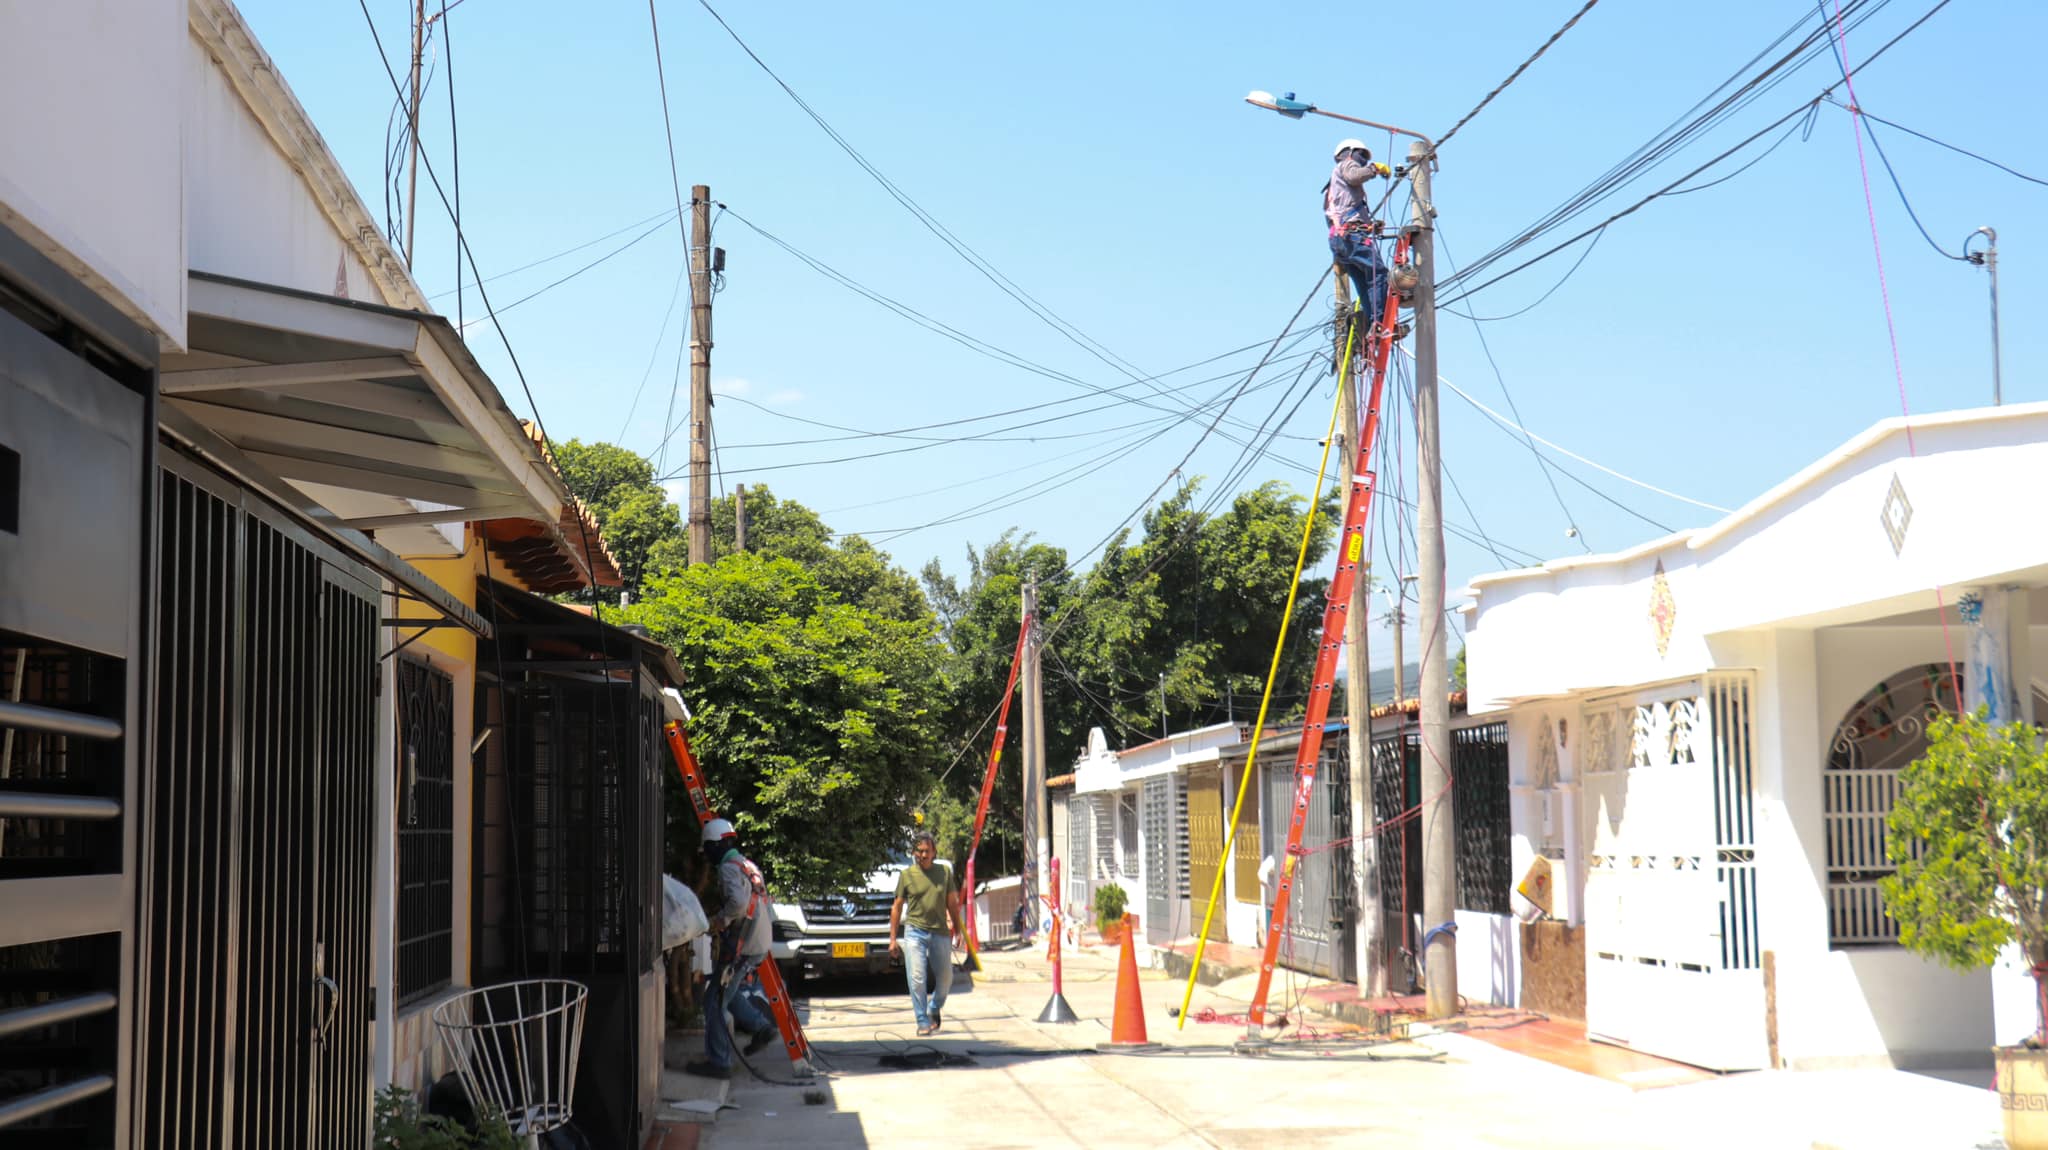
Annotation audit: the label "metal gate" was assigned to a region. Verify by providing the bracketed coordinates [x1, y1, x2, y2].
[1581, 674, 1764, 1071]
[1182, 766, 1227, 943]
[1371, 731, 1420, 990]
[136, 457, 377, 1148]
[1263, 748, 1353, 981]
[1142, 775, 1175, 945]
[1065, 795, 1093, 927]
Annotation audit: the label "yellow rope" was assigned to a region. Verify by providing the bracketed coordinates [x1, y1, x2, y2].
[1175, 313, 1357, 1029]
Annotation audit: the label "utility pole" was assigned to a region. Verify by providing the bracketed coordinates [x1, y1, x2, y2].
[1409, 140, 1457, 1018]
[687, 185, 714, 564]
[403, 0, 425, 268]
[734, 483, 748, 552]
[1158, 674, 1168, 738]
[1388, 591, 1406, 711]
[1969, 227, 2002, 406]
[1020, 578, 1046, 938]
[1334, 273, 1383, 995]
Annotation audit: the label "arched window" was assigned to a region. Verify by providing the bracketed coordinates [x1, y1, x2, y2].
[1824, 664, 1958, 947]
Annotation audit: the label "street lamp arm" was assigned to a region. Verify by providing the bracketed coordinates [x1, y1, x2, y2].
[1244, 91, 1435, 154]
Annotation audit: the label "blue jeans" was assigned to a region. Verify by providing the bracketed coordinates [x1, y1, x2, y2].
[901, 926, 953, 1029]
[704, 951, 774, 1069]
[1330, 229, 1387, 325]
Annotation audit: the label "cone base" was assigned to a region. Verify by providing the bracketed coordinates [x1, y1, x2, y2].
[1095, 1041, 1162, 1053]
[1033, 993, 1079, 1024]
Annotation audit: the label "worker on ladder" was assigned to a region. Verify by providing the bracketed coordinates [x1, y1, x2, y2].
[1323, 139, 1394, 336]
[685, 818, 780, 1080]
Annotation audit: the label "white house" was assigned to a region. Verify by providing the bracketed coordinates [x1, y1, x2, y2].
[1464, 402, 2048, 1073]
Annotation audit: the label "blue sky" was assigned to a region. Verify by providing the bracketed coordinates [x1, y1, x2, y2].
[241, 0, 2043, 670]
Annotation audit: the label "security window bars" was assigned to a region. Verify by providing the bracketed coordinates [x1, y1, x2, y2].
[1824, 665, 1953, 947]
[395, 657, 455, 1007]
[1452, 723, 1512, 914]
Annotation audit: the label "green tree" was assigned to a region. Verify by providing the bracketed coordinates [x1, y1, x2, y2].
[708, 486, 928, 623]
[549, 439, 681, 595]
[621, 553, 946, 897]
[1881, 709, 2048, 1042]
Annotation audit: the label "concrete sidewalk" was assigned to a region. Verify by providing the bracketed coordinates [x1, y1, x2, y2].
[687, 941, 2005, 1150]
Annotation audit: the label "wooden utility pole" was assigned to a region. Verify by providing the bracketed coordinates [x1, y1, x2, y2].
[1020, 578, 1046, 937]
[733, 484, 748, 552]
[1409, 141, 1457, 1018]
[403, 0, 425, 268]
[687, 185, 714, 564]
[1334, 274, 1383, 995]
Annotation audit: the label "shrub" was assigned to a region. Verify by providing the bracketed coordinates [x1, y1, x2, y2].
[1093, 882, 1129, 934]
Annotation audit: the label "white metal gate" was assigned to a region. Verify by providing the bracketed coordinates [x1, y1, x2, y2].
[1066, 795, 1094, 930]
[1581, 673, 1764, 1071]
[1143, 776, 1176, 945]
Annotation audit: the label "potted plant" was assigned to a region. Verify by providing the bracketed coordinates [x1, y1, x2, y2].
[1882, 710, 2048, 1150]
[1094, 882, 1129, 944]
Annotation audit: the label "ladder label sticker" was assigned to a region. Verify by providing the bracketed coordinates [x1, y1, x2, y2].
[1346, 533, 1363, 564]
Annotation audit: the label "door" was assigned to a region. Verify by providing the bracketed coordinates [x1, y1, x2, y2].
[1580, 676, 1765, 1071]
[1142, 776, 1173, 945]
[1263, 755, 1349, 980]
[1182, 766, 1227, 942]
[138, 458, 378, 1148]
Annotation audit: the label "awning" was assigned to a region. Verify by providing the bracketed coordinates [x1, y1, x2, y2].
[161, 272, 575, 565]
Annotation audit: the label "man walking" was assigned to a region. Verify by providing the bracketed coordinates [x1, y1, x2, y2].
[686, 818, 779, 1079]
[1324, 139, 1393, 332]
[888, 831, 965, 1037]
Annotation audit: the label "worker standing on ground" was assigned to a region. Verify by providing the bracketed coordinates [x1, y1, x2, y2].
[686, 818, 778, 1080]
[888, 831, 966, 1038]
[1324, 139, 1393, 331]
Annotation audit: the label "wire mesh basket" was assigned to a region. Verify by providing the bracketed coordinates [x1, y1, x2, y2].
[433, 978, 589, 1137]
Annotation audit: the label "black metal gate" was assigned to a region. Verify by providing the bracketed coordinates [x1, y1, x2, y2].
[475, 581, 666, 1150]
[1371, 730, 1421, 991]
[136, 457, 377, 1149]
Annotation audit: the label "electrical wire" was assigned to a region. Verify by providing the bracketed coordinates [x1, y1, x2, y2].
[1435, 227, 1590, 550]
[1439, 0, 1950, 306]
[1823, 95, 2048, 188]
[442, 0, 462, 330]
[614, 263, 689, 441]
[1858, 116, 1966, 260]
[426, 207, 679, 302]
[1435, 0, 1603, 152]
[454, 216, 673, 331]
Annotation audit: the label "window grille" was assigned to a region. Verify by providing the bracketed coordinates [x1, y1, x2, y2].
[1117, 792, 1140, 880]
[1824, 665, 1953, 946]
[395, 657, 455, 1007]
[1452, 723, 1512, 914]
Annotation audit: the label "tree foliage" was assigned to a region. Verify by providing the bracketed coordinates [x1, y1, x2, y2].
[1882, 710, 2048, 1037]
[621, 554, 945, 897]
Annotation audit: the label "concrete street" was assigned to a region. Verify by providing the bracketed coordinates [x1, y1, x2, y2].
[676, 943, 2005, 1150]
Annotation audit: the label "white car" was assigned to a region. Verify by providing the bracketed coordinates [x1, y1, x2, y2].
[770, 856, 909, 983]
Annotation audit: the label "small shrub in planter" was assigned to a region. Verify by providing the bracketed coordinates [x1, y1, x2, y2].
[1093, 882, 1129, 939]
[1882, 709, 2048, 1148]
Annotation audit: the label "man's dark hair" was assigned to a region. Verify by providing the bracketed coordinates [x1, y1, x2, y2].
[911, 830, 937, 849]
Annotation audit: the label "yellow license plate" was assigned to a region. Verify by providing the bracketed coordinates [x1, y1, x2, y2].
[831, 942, 866, 959]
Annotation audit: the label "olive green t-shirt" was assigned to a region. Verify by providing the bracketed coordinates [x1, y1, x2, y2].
[895, 861, 955, 932]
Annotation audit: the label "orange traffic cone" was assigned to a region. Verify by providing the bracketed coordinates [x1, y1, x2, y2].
[1100, 914, 1159, 1051]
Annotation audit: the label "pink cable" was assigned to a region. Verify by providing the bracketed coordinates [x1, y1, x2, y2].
[1825, 1, 1963, 702]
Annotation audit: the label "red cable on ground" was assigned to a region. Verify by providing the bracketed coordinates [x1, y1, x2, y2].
[1824, 0, 1964, 700]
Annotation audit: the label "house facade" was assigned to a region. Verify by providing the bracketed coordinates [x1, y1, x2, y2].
[1, 4, 671, 1145]
[1465, 402, 2048, 1072]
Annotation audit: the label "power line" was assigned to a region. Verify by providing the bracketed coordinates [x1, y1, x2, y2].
[1857, 116, 1966, 261]
[645, 0, 693, 262]
[615, 263, 688, 441]
[454, 215, 672, 331]
[1436, 226, 1590, 550]
[1436, 0, 1603, 152]
[1440, 225, 1606, 323]
[1440, 0, 1944, 305]
[1824, 95, 2048, 188]
[426, 207, 679, 302]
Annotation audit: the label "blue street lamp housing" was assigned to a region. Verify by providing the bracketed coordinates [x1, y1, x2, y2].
[1245, 90, 1314, 119]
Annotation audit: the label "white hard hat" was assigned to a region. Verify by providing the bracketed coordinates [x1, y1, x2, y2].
[702, 817, 736, 843]
[1334, 138, 1370, 160]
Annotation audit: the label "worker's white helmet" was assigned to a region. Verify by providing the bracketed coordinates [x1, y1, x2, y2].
[1333, 138, 1371, 160]
[702, 817, 736, 843]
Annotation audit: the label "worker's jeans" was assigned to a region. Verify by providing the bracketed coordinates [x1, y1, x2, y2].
[1330, 229, 1388, 326]
[705, 951, 773, 1069]
[902, 926, 953, 1028]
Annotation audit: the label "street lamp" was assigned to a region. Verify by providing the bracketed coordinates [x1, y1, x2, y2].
[1241, 87, 1456, 1021]
[1965, 226, 2002, 407]
[1243, 90, 1435, 151]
